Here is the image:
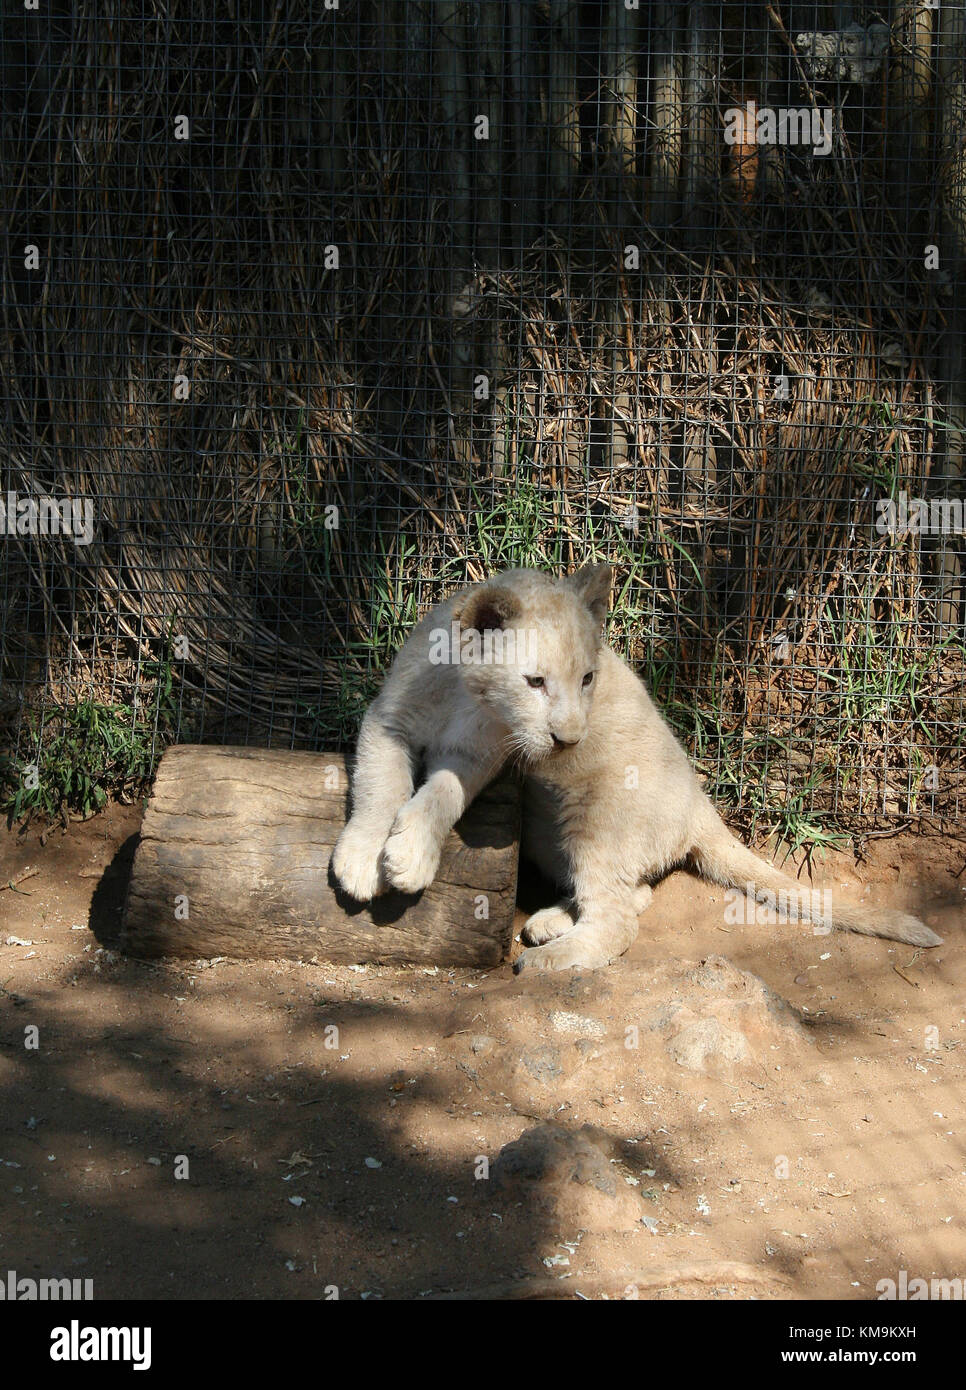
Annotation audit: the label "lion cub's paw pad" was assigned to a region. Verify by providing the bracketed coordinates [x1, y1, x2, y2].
[382, 814, 441, 894]
[521, 906, 575, 946]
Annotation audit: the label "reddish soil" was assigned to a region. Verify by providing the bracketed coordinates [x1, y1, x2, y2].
[1, 802, 964, 1300]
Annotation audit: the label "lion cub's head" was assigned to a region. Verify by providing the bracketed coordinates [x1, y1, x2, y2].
[450, 564, 612, 764]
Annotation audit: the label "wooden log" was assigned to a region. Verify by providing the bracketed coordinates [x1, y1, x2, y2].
[648, 1, 683, 230]
[119, 746, 520, 966]
[600, 0, 640, 191]
[546, 0, 581, 207]
[888, 2, 934, 220]
[937, 1, 966, 642]
[682, 1, 719, 247]
[434, 0, 477, 409]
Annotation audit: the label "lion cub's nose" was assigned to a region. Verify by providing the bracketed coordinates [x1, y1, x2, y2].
[551, 732, 581, 749]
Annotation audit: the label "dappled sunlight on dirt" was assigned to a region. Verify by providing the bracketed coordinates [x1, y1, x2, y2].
[1, 804, 964, 1299]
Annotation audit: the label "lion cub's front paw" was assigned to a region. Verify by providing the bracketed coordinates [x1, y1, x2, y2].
[382, 805, 442, 895]
[331, 825, 386, 902]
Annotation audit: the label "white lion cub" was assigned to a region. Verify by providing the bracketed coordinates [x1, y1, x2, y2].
[332, 564, 942, 972]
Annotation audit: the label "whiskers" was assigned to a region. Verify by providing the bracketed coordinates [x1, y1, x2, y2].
[499, 728, 543, 772]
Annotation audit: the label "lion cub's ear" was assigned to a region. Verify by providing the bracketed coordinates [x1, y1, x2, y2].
[566, 563, 613, 629]
[454, 581, 522, 633]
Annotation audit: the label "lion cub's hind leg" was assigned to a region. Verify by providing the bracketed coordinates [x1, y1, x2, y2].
[518, 884, 652, 967]
[521, 899, 577, 946]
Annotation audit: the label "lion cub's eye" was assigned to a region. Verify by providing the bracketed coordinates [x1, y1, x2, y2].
[582, 671, 595, 687]
[525, 675, 545, 689]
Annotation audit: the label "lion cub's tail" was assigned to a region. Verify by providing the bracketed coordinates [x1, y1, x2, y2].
[689, 809, 942, 948]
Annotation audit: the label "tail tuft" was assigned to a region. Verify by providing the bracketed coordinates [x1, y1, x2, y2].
[861, 909, 942, 948]
[690, 811, 944, 948]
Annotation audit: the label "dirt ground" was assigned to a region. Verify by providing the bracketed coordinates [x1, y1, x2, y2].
[1, 801, 964, 1301]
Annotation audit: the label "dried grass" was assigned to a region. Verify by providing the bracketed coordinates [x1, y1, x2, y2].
[1, 2, 963, 827]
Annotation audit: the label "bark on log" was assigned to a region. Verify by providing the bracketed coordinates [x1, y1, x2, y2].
[119, 746, 520, 966]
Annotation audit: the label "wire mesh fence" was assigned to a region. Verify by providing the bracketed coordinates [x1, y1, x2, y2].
[1, 1, 964, 834]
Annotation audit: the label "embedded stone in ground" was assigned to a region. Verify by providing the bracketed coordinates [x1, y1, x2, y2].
[491, 1122, 648, 1231]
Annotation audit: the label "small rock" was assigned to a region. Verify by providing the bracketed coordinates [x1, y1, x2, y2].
[667, 1018, 750, 1075]
[491, 1123, 647, 1230]
[549, 1010, 606, 1039]
[520, 1045, 564, 1085]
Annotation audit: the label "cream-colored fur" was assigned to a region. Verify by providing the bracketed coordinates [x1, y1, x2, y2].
[332, 565, 943, 972]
